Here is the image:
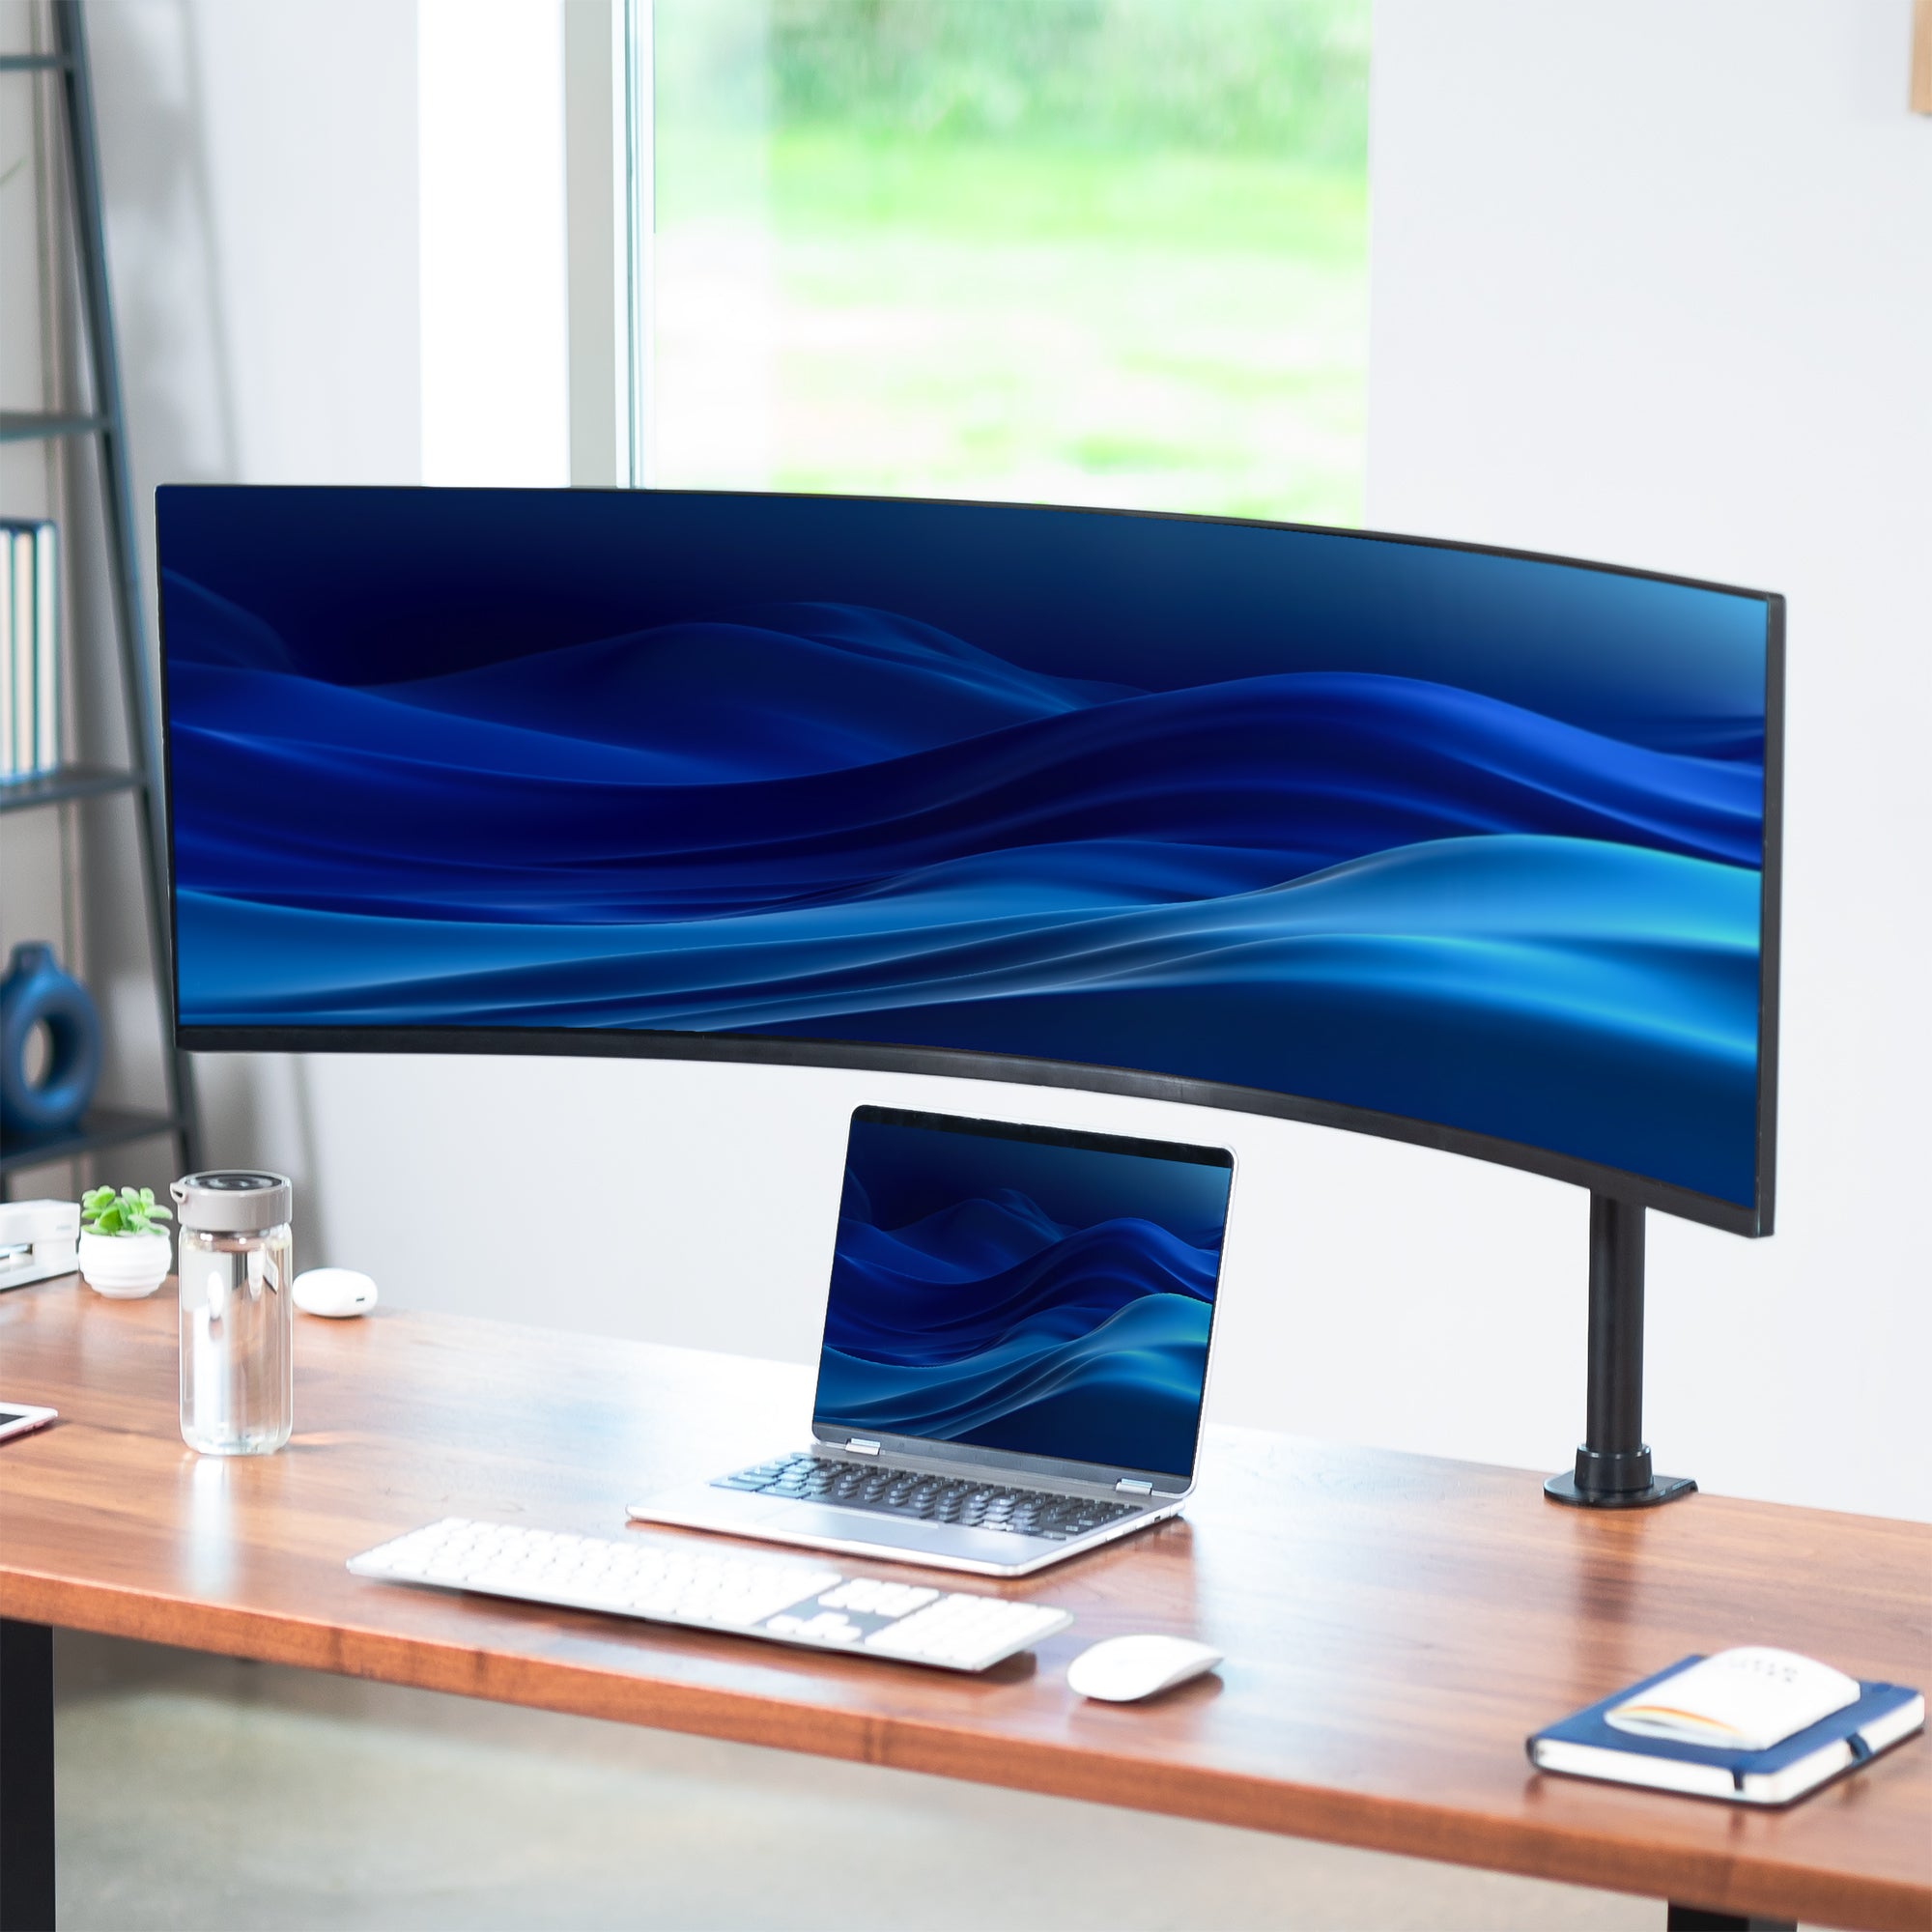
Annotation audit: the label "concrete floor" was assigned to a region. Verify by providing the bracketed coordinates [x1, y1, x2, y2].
[50, 1632, 1671, 1932]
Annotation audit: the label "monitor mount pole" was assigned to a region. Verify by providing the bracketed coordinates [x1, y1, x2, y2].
[1544, 1194, 1695, 1508]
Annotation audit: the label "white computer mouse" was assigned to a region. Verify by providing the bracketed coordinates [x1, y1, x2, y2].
[292, 1267, 379, 1318]
[1066, 1634, 1224, 1703]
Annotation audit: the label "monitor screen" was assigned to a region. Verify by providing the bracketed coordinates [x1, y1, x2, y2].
[157, 487, 1777, 1226]
[813, 1109, 1233, 1480]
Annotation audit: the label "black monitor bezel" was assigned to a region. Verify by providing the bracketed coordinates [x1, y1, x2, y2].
[156, 485, 1783, 1239]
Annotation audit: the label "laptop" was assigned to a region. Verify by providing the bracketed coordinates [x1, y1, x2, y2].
[628, 1104, 1236, 1577]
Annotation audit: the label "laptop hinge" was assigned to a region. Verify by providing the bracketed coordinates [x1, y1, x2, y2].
[1115, 1478, 1154, 1494]
[844, 1438, 882, 1456]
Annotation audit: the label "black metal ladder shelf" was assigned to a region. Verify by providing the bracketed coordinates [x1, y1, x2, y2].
[0, 6, 198, 1188]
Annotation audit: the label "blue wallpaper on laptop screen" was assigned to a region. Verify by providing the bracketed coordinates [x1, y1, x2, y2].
[814, 1119, 1231, 1478]
[157, 488, 1769, 1207]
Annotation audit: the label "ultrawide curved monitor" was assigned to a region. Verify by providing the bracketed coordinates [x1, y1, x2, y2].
[156, 487, 1781, 1236]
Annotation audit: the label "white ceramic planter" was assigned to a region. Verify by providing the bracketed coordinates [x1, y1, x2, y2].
[79, 1229, 172, 1299]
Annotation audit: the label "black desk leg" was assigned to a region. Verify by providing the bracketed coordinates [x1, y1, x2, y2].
[1666, 1905, 1795, 1931]
[0, 1621, 54, 1932]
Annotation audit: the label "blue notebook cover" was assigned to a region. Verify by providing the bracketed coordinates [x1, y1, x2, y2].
[1527, 1656, 1924, 1805]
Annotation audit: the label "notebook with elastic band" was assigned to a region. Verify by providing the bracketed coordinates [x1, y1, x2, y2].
[1528, 1655, 1924, 1806]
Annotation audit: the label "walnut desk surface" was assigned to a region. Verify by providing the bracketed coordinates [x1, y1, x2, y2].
[0, 1279, 1925, 1932]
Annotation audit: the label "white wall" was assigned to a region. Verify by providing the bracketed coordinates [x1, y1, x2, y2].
[96, 0, 420, 499]
[91, 0, 1930, 1520]
[418, 0, 568, 487]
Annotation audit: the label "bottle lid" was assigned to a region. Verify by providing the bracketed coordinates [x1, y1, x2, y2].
[170, 1170, 292, 1234]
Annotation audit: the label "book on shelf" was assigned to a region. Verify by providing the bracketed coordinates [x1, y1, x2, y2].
[34, 521, 57, 770]
[0, 527, 12, 781]
[0, 518, 60, 782]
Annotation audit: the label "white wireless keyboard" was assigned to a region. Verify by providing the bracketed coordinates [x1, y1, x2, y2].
[347, 1518, 1073, 1671]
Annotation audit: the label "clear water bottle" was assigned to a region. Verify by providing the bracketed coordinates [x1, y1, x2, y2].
[172, 1171, 294, 1456]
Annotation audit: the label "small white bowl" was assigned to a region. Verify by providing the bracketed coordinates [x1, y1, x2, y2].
[78, 1229, 173, 1299]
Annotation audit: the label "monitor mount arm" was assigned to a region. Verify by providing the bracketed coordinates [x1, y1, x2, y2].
[1544, 1194, 1695, 1508]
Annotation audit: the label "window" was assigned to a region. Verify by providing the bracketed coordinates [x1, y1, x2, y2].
[640, 0, 1370, 525]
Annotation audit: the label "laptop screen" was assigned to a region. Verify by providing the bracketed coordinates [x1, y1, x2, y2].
[813, 1107, 1235, 1482]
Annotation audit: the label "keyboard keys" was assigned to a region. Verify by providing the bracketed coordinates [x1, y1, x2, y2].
[865, 1594, 1066, 1665]
[769, 1609, 862, 1642]
[817, 1579, 939, 1616]
[348, 1518, 1072, 1671]
[710, 1456, 1141, 1540]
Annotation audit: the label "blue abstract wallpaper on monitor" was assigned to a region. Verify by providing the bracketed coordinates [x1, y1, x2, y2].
[816, 1118, 1230, 1476]
[157, 488, 1769, 1207]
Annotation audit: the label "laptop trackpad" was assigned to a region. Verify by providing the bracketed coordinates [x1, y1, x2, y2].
[771, 1504, 1046, 1564]
[632, 1484, 797, 1528]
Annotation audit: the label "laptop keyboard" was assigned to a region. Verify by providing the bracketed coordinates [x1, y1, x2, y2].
[713, 1452, 1144, 1542]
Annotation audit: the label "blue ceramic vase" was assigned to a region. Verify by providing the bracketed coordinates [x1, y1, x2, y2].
[0, 941, 101, 1135]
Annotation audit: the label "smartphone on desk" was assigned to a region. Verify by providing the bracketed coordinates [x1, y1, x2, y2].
[0, 1403, 57, 1444]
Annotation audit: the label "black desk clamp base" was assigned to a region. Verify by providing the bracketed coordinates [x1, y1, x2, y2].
[1545, 1194, 1697, 1511]
[1544, 1470, 1696, 1509]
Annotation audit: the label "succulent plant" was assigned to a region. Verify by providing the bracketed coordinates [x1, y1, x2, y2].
[80, 1185, 173, 1238]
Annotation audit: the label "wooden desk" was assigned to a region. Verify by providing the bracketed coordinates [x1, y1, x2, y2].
[1, 1279, 1926, 1932]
